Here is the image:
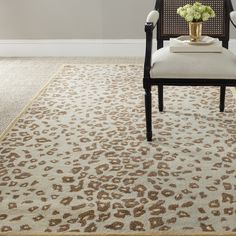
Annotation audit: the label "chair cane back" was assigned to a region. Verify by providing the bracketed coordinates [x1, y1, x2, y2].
[155, 0, 233, 48]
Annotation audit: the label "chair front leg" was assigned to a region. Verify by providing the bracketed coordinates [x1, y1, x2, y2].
[220, 86, 226, 112]
[145, 88, 152, 141]
[158, 85, 164, 112]
[222, 40, 229, 49]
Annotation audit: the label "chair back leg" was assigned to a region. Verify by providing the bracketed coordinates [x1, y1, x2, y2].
[145, 88, 152, 141]
[220, 86, 226, 112]
[158, 85, 164, 112]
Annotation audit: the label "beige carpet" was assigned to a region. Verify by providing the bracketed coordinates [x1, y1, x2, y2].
[0, 64, 236, 234]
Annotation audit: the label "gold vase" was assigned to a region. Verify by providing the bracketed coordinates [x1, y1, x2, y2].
[189, 22, 202, 42]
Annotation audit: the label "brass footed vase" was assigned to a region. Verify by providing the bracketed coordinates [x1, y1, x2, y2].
[189, 22, 202, 42]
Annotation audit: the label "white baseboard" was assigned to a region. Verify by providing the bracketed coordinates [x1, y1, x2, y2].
[0, 39, 235, 57]
[0, 39, 147, 57]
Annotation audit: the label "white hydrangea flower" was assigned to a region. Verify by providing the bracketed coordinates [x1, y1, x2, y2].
[210, 11, 215, 17]
[183, 4, 192, 10]
[194, 12, 201, 20]
[185, 14, 194, 22]
[177, 7, 182, 14]
[180, 9, 187, 17]
[187, 7, 194, 15]
[202, 12, 210, 21]
[177, 1, 215, 22]
[198, 6, 206, 13]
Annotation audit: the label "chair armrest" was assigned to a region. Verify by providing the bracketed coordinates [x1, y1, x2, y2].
[146, 10, 159, 28]
[144, 11, 159, 80]
[230, 11, 236, 28]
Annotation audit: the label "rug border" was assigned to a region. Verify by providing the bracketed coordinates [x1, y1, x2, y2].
[1, 231, 236, 236]
[0, 64, 66, 143]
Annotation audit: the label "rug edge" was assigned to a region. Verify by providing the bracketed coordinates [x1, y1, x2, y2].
[1, 231, 236, 236]
[0, 64, 66, 143]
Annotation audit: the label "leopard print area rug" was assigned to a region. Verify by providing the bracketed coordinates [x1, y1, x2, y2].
[0, 64, 236, 234]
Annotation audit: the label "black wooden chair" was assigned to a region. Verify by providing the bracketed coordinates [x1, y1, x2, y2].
[144, 0, 236, 141]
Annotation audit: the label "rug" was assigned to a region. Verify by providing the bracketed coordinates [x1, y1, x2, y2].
[0, 64, 236, 234]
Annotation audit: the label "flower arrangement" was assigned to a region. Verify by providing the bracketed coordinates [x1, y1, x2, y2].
[177, 2, 215, 22]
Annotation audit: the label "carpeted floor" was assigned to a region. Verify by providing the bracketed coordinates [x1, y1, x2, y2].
[0, 64, 236, 234]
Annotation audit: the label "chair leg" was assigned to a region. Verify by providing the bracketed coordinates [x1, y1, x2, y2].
[157, 40, 164, 49]
[145, 88, 152, 141]
[222, 40, 229, 49]
[158, 85, 164, 112]
[220, 86, 226, 112]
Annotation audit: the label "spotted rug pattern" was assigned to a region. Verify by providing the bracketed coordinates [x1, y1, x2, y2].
[0, 64, 236, 233]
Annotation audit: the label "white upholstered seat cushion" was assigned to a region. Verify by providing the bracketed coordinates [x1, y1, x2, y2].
[150, 47, 236, 79]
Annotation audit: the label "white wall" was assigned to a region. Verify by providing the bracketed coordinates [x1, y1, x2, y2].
[0, 0, 235, 40]
[0, 0, 154, 39]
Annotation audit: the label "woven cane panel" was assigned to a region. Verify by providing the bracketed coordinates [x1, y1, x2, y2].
[161, 0, 225, 37]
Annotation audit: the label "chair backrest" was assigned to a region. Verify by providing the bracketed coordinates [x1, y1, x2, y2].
[155, 0, 233, 48]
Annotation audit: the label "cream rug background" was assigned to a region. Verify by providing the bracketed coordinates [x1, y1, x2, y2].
[0, 64, 236, 234]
